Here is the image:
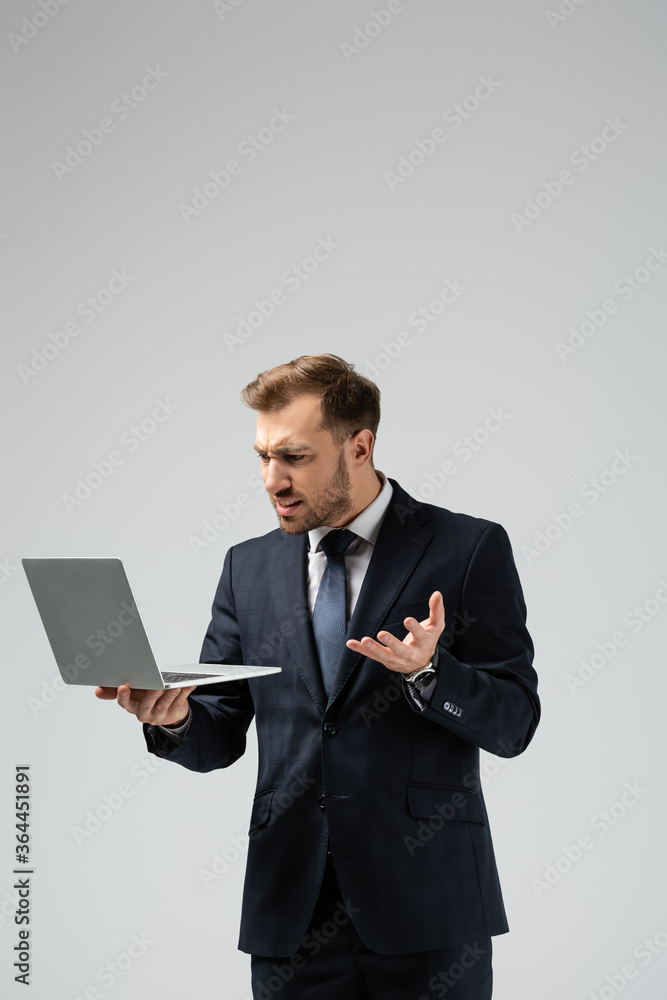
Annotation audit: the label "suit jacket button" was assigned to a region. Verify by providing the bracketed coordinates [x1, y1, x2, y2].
[318, 795, 326, 811]
[323, 723, 337, 736]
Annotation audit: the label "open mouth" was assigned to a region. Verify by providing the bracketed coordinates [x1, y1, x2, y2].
[275, 498, 302, 516]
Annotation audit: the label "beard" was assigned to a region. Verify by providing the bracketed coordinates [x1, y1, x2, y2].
[272, 449, 354, 535]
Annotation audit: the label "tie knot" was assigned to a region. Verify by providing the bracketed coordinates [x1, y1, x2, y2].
[319, 529, 356, 557]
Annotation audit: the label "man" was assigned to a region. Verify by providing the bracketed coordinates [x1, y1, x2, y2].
[96, 353, 540, 999]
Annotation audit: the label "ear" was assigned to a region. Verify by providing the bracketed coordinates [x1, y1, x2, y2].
[349, 429, 374, 467]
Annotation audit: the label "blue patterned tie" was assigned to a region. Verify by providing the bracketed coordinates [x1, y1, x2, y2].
[312, 529, 356, 696]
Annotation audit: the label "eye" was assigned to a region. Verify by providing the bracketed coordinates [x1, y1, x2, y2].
[256, 453, 305, 463]
[256, 452, 306, 463]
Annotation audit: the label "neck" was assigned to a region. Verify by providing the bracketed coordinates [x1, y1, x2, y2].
[337, 468, 384, 527]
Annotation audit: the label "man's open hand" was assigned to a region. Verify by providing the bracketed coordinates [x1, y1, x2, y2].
[346, 590, 445, 674]
[94, 683, 197, 726]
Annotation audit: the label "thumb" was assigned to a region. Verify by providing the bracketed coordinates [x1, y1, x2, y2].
[95, 686, 119, 700]
[429, 591, 445, 623]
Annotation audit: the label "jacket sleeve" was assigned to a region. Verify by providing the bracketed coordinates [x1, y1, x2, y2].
[416, 521, 540, 757]
[143, 545, 256, 772]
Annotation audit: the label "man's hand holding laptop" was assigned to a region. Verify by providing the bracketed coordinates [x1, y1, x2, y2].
[94, 683, 197, 726]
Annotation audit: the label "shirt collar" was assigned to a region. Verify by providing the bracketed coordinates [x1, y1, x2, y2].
[309, 472, 393, 553]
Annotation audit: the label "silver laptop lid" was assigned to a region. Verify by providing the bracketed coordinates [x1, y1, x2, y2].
[22, 557, 165, 688]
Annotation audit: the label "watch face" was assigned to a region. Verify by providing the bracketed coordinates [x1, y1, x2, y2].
[409, 666, 435, 684]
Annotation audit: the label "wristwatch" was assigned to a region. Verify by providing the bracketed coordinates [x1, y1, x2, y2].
[404, 661, 436, 687]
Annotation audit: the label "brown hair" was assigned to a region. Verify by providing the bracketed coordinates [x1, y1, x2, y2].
[241, 354, 381, 447]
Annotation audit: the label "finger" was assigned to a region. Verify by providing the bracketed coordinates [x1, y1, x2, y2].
[402, 617, 430, 644]
[166, 685, 197, 719]
[346, 636, 389, 662]
[381, 623, 432, 665]
[146, 688, 185, 723]
[347, 635, 410, 669]
[151, 685, 192, 715]
[117, 685, 162, 718]
[428, 590, 446, 626]
[95, 686, 119, 700]
[375, 630, 408, 654]
[147, 685, 198, 724]
[348, 636, 431, 675]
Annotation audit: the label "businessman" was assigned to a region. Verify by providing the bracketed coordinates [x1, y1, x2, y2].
[96, 353, 539, 999]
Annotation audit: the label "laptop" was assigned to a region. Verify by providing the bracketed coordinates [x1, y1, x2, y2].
[22, 557, 281, 689]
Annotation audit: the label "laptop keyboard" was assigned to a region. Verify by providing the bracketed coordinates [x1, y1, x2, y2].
[161, 671, 229, 683]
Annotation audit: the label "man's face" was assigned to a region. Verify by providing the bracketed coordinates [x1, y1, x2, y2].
[254, 395, 354, 535]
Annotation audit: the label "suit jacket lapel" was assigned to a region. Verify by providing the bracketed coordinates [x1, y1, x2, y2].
[327, 480, 433, 708]
[267, 531, 328, 714]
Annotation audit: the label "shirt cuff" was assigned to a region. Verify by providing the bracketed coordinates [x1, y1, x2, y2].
[145, 706, 193, 756]
[402, 647, 440, 711]
[158, 705, 193, 736]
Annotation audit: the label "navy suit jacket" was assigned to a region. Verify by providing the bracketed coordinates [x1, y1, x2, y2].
[144, 479, 539, 956]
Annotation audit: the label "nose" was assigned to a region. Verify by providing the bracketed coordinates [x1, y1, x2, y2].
[262, 458, 291, 496]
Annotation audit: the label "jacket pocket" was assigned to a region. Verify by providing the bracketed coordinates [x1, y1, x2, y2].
[406, 783, 487, 826]
[381, 598, 431, 635]
[248, 788, 274, 837]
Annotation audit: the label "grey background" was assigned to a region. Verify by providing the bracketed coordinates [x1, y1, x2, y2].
[2, 0, 666, 997]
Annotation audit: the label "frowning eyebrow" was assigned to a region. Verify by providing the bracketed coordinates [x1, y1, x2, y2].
[253, 443, 314, 455]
